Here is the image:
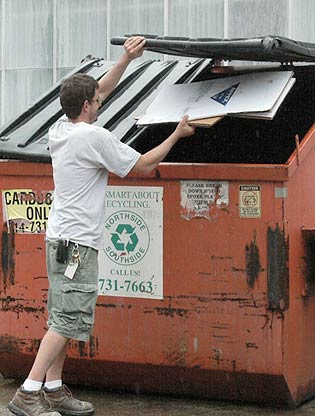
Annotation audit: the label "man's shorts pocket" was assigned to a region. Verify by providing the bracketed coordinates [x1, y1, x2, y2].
[61, 282, 98, 315]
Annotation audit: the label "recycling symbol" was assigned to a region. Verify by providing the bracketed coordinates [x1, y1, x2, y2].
[111, 224, 139, 253]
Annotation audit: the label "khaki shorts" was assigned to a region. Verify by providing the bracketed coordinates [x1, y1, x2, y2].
[46, 240, 98, 342]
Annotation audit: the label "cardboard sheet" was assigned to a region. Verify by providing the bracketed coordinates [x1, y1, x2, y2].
[137, 71, 295, 126]
[232, 77, 296, 120]
[188, 116, 223, 127]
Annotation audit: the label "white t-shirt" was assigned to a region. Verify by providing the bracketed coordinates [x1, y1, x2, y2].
[46, 116, 141, 250]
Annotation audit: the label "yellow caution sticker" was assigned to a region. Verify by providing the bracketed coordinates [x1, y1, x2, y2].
[239, 185, 261, 218]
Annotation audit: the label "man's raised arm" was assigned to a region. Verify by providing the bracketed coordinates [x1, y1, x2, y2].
[98, 36, 146, 101]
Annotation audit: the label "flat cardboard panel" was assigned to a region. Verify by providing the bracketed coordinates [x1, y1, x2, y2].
[137, 71, 294, 125]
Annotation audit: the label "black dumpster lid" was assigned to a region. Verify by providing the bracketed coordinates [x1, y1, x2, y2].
[111, 35, 315, 63]
[2, 34, 315, 164]
[0, 57, 209, 162]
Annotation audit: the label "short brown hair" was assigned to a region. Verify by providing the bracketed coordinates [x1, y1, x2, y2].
[60, 74, 99, 119]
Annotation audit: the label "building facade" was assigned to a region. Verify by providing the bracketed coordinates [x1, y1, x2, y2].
[0, 0, 314, 126]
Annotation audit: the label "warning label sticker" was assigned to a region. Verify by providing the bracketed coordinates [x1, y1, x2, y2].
[239, 185, 261, 218]
[180, 180, 229, 220]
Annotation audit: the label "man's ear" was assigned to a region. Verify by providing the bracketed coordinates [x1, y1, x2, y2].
[82, 99, 90, 112]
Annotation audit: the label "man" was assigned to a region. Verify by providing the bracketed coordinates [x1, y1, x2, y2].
[8, 36, 195, 416]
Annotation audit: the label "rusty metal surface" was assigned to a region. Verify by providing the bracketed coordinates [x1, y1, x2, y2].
[245, 236, 262, 288]
[267, 225, 289, 311]
[3, 375, 315, 415]
[301, 229, 315, 291]
[0, 351, 293, 405]
[1, 222, 15, 291]
[0, 129, 315, 406]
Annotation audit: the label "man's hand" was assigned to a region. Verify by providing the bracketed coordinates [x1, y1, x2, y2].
[124, 36, 146, 61]
[130, 114, 196, 176]
[174, 115, 196, 138]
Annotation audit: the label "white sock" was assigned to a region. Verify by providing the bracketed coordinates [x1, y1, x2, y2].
[44, 380, 62, 390]
[22, 379, 43, 392]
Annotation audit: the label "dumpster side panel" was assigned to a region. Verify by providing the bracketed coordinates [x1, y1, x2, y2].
[90, 175, 284, 374]
[0, 163, 292, 404]
[0, 172, 54, 362]
[284, 137, 315, 404]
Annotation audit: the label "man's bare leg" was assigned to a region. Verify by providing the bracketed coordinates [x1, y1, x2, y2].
[27, 329, 69, 382]
[45, 343, 68, 382]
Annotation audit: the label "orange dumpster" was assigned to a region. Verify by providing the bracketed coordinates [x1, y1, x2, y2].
[1, 60, 315, 407]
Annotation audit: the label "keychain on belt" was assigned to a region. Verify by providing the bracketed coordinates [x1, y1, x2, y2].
[64, 244, 80, 279]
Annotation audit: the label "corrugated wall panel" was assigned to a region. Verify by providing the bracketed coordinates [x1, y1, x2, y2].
[57, 67, 76, 81]
[109, 0, 164, 61]
[290, 0, 315, 42]
[56, 0, 107, 68]
[228, 0, 288, 38]
[5, 0, 53, 68]
[2, 0, 315, 127]
[4, 69, 52, 123]
[168, 0, 224, 38]
[0, 0, 2, 68]
[2, 0, 53, 125]
[0, 1, 3, 125]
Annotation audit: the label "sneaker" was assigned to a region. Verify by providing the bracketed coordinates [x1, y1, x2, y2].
[8, 386, 62, 416]
[43, 385, 94, 416]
